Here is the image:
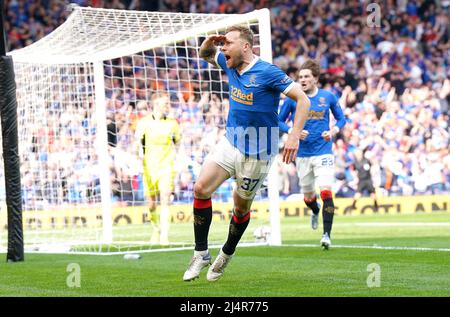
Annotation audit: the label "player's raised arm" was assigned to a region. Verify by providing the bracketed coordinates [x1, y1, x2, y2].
[282, 82, 310, 163]
[199, 35, 226, 66]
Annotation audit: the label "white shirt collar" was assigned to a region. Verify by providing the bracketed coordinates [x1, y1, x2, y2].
[238, 55, 259, 75]
[307, 86, 319, 97]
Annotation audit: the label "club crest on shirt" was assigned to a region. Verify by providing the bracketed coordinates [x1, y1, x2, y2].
[244, 74, 260, 87]
[318, 97, 327, 107]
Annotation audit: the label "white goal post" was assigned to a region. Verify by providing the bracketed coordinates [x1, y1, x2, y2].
[0, 5, 282, 253]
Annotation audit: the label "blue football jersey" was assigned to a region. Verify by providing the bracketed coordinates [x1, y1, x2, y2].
[278, 88, 346, 157]
[215, 51, 294, 159]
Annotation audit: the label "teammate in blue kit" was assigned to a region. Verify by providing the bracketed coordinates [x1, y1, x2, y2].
[183, 25, 310, 281]
[278, 59, 346, 250]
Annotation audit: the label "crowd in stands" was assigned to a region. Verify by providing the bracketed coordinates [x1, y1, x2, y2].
[5, 0, 449, 208]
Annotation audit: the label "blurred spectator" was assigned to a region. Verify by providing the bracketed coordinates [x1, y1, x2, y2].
[349, 148, 379, 214]
[5, 0, 449, 209]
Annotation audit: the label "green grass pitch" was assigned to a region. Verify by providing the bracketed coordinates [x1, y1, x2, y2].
[1, 212, 449, 297]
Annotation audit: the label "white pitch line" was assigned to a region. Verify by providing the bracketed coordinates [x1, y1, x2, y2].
[291, 222, 450, 228]
[284, 244, 450, 252]
[4, 242, 450, 255]
[346, 222, 450, 227]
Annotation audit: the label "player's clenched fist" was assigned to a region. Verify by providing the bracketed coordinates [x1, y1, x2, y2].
[321, 130, 331, 141]
[322, 127, 339, 142]
[299, 130, 309, 140]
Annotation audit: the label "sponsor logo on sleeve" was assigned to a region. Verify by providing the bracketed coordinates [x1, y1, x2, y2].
[280, 75, 292, 84]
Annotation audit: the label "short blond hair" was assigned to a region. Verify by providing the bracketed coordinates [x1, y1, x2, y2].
[225, 25, 254, 47]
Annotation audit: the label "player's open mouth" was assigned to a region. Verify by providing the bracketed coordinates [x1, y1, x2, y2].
[225, 55, 231, 61]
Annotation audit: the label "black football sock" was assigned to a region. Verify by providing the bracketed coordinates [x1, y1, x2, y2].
[322, 200, 335, 237]
[222, 210, 251, 256]
[304, 195, 320, 215]
[193, 198, 212, 251]
[320, 190, 335, 237]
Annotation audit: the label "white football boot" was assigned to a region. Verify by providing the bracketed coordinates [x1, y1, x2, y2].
[320, 232, 331, 250]
[183, 251, 212, 281]
[207, 249, 233, 282]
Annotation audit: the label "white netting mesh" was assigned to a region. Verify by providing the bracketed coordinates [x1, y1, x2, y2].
[11, 6, 250, 63]
[0, 6, 275, 253]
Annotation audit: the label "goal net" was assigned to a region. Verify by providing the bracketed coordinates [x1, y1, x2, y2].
[0, 5, 281, 254]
